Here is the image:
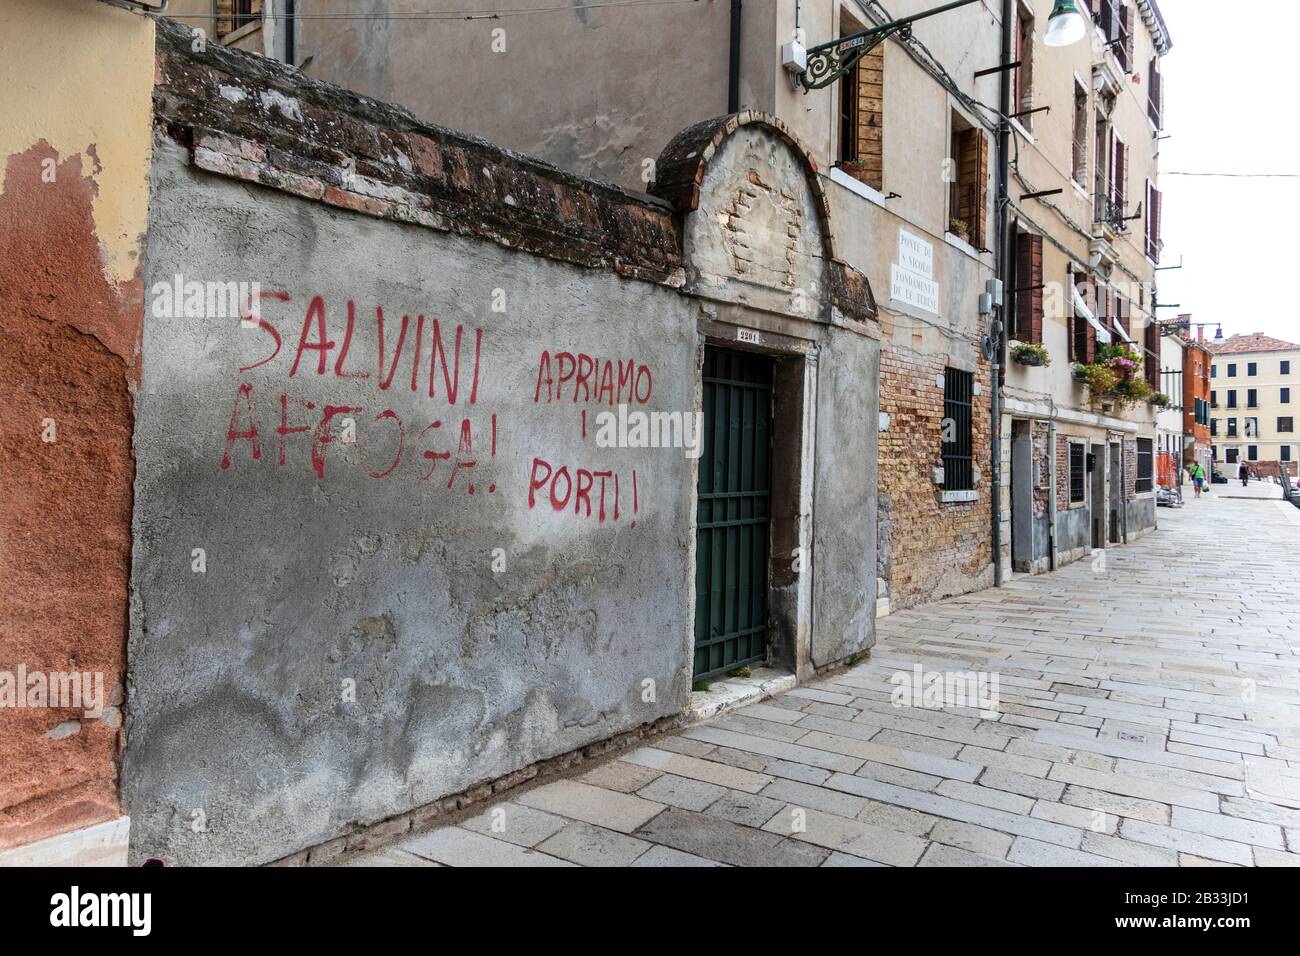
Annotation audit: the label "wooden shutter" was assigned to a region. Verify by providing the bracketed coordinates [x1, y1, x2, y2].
[855, 45, 885, 191]
[1121, 3, 1135, 70]
[1144, 322, 1160, 389]
[1146, 183, 1163, 261]
[974, 131, 989, 247]
[1016, 234, 1044, 344]
[1148, 58, 1163, 129]
[1117, 141, 1128, 213]
[216, 0, 234, 36]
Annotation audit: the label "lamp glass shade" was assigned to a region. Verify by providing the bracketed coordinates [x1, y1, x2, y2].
[1044, 0, 1087, 47]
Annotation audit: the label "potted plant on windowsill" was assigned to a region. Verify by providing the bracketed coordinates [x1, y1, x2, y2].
[1149, 392, 1172, 408]
[1011, 342, 1051, 367]
[1071, 362, 1089, 383]
[948, 218, 970, 244]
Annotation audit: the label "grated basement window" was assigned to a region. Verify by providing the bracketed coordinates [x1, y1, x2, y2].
[1069, 443, 1086, 503]
[1135, 437, 1153, 493]
[942, 368, 974, 492]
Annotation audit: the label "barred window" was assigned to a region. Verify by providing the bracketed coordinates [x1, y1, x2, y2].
[1135, 438, 1153, 493]
[942, 368, 974, 492]
[1069, 443, 1086, 504]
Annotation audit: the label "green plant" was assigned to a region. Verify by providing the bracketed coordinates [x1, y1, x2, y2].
[1080, 363, 1118, 397]
[691, 680, 710, 693]
[1149, 392, 1172, 407]
[1115, 378, 1154, 404]
[1011, 342, 1052, 367]
[728, 665, 752, 679]
[949, 217, 969, 239]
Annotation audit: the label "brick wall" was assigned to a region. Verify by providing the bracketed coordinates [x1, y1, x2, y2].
[878, 342, 992, 610]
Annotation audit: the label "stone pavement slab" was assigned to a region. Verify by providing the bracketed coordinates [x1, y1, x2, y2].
[346, 496, 1300, 867]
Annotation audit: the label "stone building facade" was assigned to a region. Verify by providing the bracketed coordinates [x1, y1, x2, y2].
[1002, 0, 1170, 573]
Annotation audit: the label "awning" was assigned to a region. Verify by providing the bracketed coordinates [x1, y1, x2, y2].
[1112, 320, 1135, 345]
[1072, 283, 1112, 345]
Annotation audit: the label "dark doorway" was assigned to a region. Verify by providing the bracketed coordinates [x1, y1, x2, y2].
[695, 347, 773, 679]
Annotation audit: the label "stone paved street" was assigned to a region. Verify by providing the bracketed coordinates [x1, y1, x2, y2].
[348, 485, 1300, 867]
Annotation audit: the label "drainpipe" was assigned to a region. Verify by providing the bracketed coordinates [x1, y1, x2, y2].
[1047, 406, 1058, 572]
[1121, 435, 1129, 543]
[991, 0, 1013, 587]
[284, 0, 295, 67]
[728, 0, 743, 112]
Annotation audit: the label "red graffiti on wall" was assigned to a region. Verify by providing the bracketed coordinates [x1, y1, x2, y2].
[219, 294, 653, 521]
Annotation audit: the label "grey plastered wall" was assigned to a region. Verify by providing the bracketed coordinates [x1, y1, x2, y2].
[124, 137, 697, 865]
[811, 325, 880, 666]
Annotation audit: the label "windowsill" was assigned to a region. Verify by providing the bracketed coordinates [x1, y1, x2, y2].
[1070, 179, 1089, 201]
[944, 231, 985, 259]
[829, 167, 886, 208]
[1009, 118, 1035, 143]
[941, 490, 979, 503]
[219, 20, 263, 47]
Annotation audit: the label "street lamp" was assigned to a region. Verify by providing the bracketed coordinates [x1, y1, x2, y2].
[1044, 0, 1089, 47]
[791, 0, 1085, 92]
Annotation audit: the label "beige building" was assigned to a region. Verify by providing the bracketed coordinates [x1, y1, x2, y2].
[1002, 0, 1170, 571]
[1209, 333, 1300, 477]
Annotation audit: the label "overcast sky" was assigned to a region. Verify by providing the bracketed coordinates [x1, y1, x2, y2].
[1155, 0, 1300, 344]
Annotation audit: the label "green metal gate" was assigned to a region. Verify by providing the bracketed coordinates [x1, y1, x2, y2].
[694, 347, 773, 680]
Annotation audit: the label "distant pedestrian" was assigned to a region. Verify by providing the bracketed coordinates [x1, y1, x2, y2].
[1189, 462, 1207, 498]
[1239, 461, 1250, 487]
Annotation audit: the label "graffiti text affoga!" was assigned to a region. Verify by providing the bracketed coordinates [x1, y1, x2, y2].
[219, 293, 496, 493]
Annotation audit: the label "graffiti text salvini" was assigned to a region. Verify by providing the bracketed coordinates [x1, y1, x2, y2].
[217, 293, 647, 523]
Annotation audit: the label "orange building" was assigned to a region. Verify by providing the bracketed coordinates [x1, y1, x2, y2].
[1183, 335, 1213, 474]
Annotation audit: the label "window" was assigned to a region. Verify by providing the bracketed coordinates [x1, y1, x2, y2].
[1143, 321, 1159, 391]
[1227, 363, 1237, 377]
[1283, 360, 1292, 375]
[942, 368, 974, 492]
[1010, 230, 1043, 343]
[1227, 418, 1238, 437]
[1244, 417, 1258, 438]
[1283, 387, 1292, 404]
[1071, 81, 1088, 183]
[837, 21, 884, 192]
[1211, 365, 1217, 378]
[217, 0, 261, 38]
[1248, 389, 1258, 408]
[1069, 443, 1086, 504]
[1143, 179, 1162, 260]
[949, 114, 988, 248]
[1248, 362, 1258, 376]
[1147, 56, 1164, 130]
[1227, 390, 1238, 409]
[1070, 273, 1095, 363]
[1014, 5, 1035, 128]
[1211, 390, 1218, 408]
[1226, 447, 1239, 464]
[1248, 445, 1259, 462]
[1280, 417, 1295, 433]
[1283, 446, 1293, 463]
[1210, 419, 1218, 437]
[1135, 437, 1154, 493]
